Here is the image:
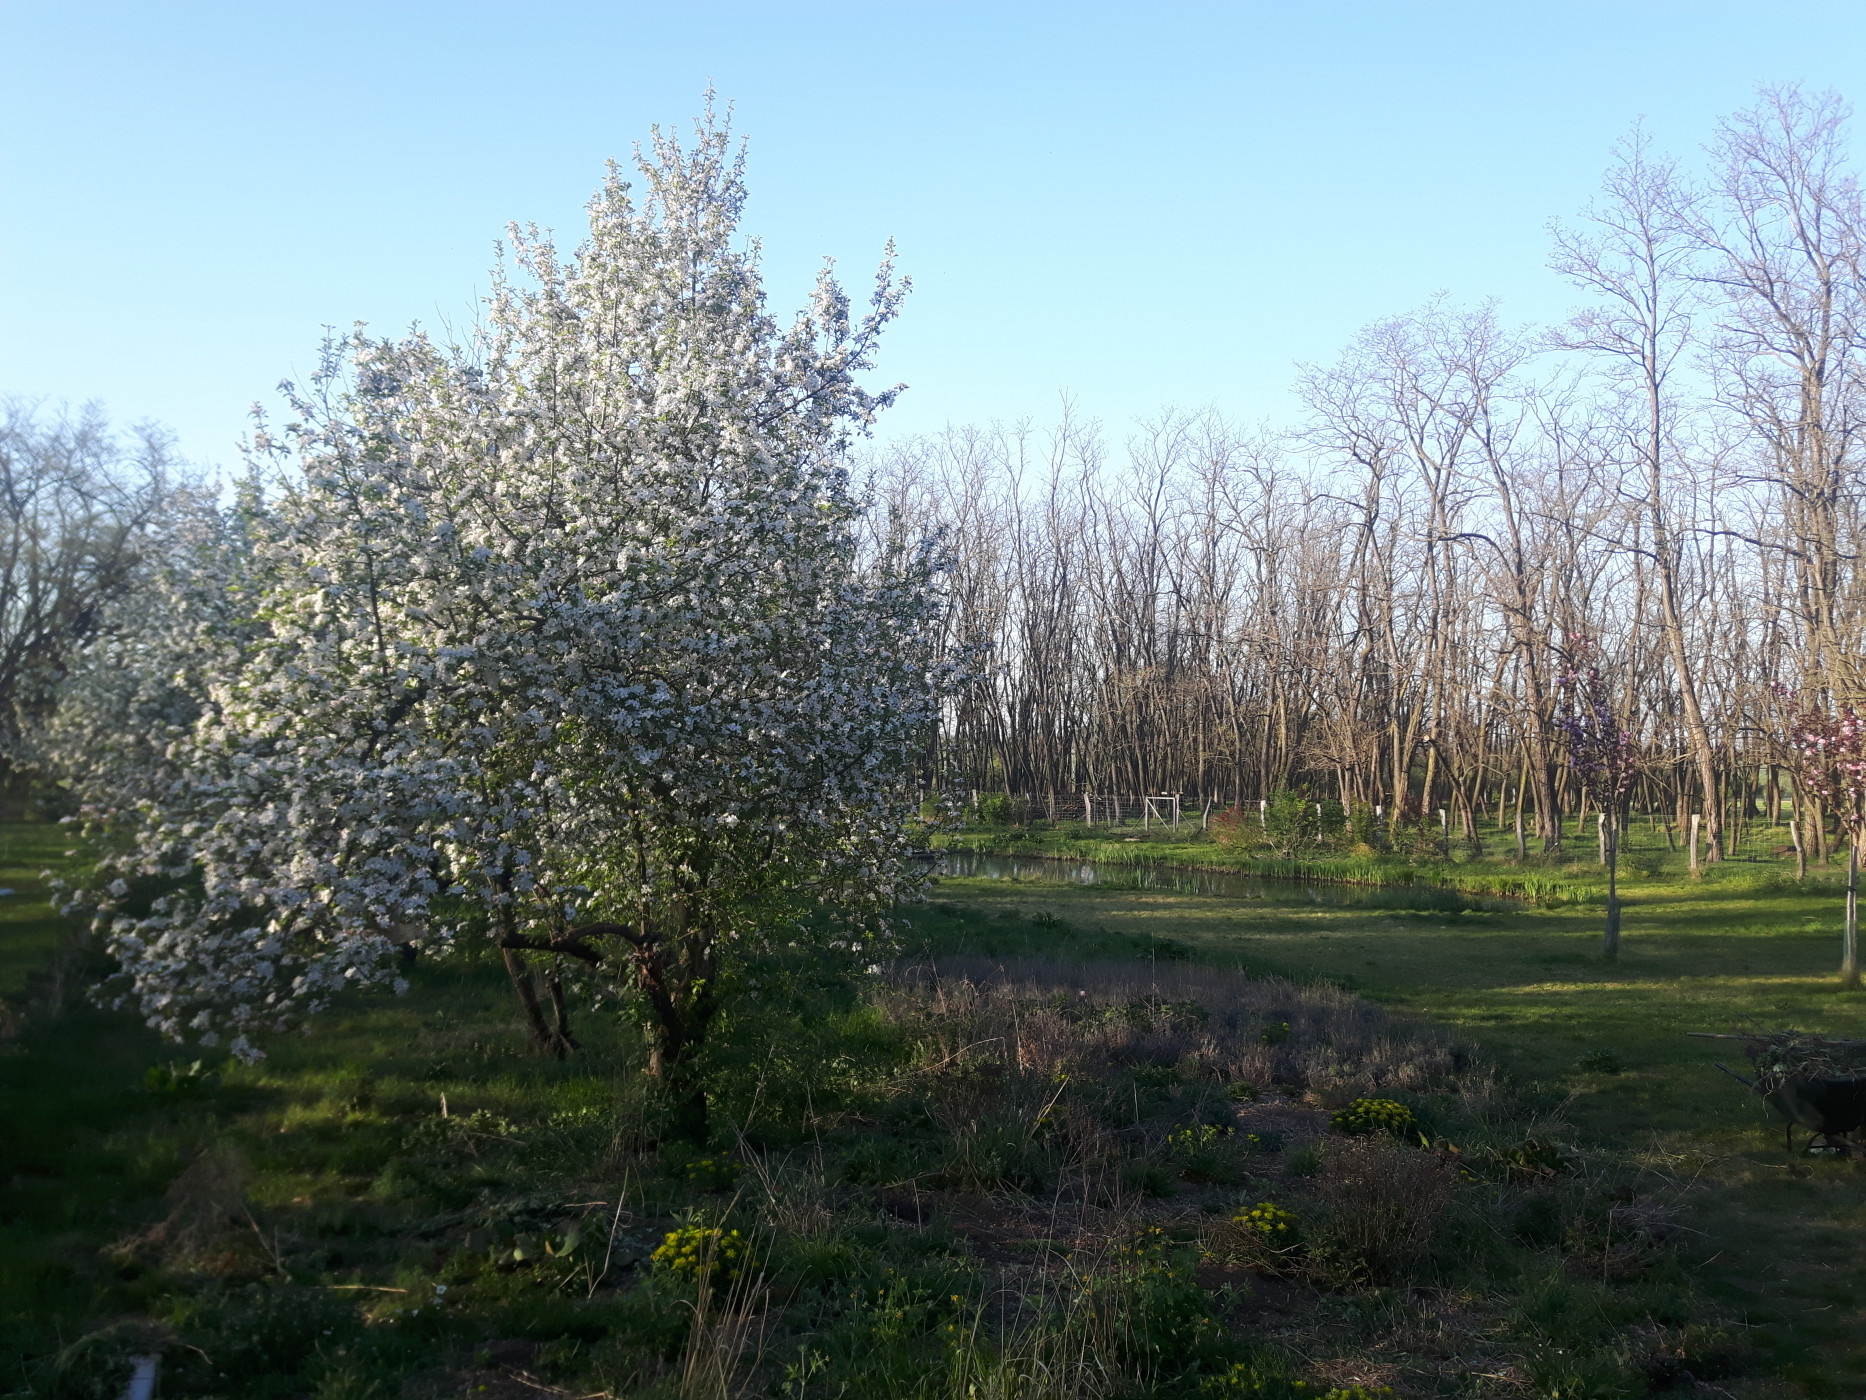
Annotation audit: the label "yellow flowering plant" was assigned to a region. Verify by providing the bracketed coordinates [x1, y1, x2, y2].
[650, 1224, 746, 1284]
[682, 1155, 742, 1192]
[1200, 1365, 1392, 1398]
[1328, 1098, 1418, 1140]
[1233, 1201, 1301, 1244]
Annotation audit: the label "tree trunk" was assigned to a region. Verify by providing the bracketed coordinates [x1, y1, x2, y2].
[502, 947, 575, 1059]
[1845, 835, 1860, 989]
[1603, 811, 1622, 960]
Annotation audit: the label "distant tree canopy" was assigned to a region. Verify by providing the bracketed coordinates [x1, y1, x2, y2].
[880, 87, 1866, 864]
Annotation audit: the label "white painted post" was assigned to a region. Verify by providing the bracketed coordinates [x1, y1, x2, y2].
[1689, 813, 1701, 874]
[122, 1358, 158, 1400]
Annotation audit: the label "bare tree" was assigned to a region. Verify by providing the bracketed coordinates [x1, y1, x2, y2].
[1551, 124, 1730, 861]
[0, 400, 179, 767]
[1695, 87, 1866, 700]
[872, 91, 1866, 864]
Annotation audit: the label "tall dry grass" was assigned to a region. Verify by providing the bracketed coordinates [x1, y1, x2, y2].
[883, 957, 1490, 1103]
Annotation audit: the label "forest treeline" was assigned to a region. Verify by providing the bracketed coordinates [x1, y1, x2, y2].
[869, 87, 1866, 861]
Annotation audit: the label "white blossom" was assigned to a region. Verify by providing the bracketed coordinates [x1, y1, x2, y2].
[47, 103, 960, 1076]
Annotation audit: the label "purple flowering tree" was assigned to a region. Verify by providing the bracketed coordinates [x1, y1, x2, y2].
[1788, 699, 1866, 987]
[1555, 637, 1638, 959]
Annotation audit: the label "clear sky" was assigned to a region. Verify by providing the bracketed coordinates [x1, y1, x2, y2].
[5, 1, 1866, 471]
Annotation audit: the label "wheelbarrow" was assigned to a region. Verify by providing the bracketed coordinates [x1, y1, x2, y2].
[1769, 1075, 1866, 1154]
[1713, 1061, 1866, 1154]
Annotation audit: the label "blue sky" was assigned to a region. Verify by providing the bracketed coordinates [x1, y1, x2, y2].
[5, 2, 1866, 471]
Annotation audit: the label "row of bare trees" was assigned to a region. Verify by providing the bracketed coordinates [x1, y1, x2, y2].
[869, 87, 1866, 858]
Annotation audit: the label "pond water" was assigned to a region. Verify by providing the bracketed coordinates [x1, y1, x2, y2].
[935, 851, 1517, 914]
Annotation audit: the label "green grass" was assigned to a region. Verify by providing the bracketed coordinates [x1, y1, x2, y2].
[5, 813, 1865, 1395]
[920, 819, 1866, 1394]
[942, 809, 1828, 904]
[0, 822, 85, 1002]
[0, 940, 687, 1397]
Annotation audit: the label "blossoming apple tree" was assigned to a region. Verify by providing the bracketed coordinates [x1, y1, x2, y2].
[54, 108, 955, 1135]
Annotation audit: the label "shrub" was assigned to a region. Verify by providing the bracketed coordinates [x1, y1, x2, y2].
[1314, 1136, 1455, 1281]
[1329, 1097, 1417, 1140]
[160, 1285, 367, 1394]
[974, 792, 1016, 825]
[1197, 1363, 1392, 1398]
[1083, 1226, 1232, 1376]
[1347, 802, 1381, 850]
[1263, 789, 1317, 856]
[1120, 1161, 1177, 1198]
[1210, 805, 1251, 848]
[934, 1115, 1048, 1192]
[1523, 1351, 1634, 1399]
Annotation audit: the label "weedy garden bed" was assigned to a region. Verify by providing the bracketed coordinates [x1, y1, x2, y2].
[11, 950, 1749, 1399]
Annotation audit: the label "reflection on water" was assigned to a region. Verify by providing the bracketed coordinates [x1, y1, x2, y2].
[936, 851, 1515, 913]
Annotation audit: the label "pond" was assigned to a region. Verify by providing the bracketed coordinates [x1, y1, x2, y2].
[935, 851, 1518, 914]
